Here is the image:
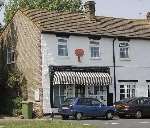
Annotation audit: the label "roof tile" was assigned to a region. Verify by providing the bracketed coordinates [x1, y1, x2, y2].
[21, 9, 150, 39]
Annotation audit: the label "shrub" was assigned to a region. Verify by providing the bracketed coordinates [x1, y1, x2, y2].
[12, 97, 22, 116]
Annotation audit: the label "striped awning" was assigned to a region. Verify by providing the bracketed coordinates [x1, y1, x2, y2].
[53, 71, 112, 86]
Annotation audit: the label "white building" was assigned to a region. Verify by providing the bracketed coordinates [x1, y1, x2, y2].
[1, 1, 150, 114]
[41, 1, 150, 113]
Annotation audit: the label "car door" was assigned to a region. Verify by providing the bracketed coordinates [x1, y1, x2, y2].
[78, 98, 100, 116]
[90, 99, 106, 116]
[75, 98, 92, 115]
[141, 98, 150, 116]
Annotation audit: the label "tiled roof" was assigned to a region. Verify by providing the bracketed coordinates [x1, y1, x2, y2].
[21, 9, 150, 39]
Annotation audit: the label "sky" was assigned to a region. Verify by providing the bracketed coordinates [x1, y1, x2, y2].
[1, 0, 150, 24]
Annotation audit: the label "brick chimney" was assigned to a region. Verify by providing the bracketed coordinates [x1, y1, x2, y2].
[84, 1, 96, 18]
[147, 12, 150, 20]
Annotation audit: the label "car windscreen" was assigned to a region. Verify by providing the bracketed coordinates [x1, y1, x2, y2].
[63, 98, 76, 105]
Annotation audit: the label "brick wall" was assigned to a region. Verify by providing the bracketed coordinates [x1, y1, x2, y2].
[0, 10, 42, 105]
[14, 11, 42, 100]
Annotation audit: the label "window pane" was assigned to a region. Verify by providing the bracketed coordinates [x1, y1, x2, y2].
[53, 86, 60, 107]
[148, 85, 150, 97]
[90, 41, 99, 45]
[120, 94, 125, 100]
[91, 47, 100, 57]
[58, 39, 67, 43]
[58, 44, 68, 56]
[120, 89, 125, 93]
[120, 47, 129, 58]
[94, 86, 99, 95]
[120, 85, 124, 88]
[11, 50, 15, 62]
[7, 48, 12, 64]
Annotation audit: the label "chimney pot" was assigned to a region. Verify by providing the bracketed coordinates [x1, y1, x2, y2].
[84, 1, 95, 18]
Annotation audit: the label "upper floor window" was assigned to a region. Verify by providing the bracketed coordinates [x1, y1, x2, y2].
[58, 39, 68, 56]
[119, 42, 129, 59]
[90, 41, 100, 58]
[7, 48, 15, 64]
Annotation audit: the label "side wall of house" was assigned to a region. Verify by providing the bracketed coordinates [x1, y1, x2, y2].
[13, 11, 42, 101]
[0, 11, 42, 113]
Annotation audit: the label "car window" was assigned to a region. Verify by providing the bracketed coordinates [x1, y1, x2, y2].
[63, 98, 76, 105]
[77, 98, 91, 106]
[143, 98, 150, 105]
[91, 99, 100, 106]
[132, 98, 150, 105]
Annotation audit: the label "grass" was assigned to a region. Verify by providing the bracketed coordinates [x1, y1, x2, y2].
[0, 120, 95, 128]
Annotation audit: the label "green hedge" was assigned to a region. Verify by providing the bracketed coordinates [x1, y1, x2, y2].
[0, 96, 22, 116]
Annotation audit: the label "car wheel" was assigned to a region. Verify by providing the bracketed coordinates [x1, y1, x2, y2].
[75, 113, 83, 120]
[106, 111, 113, 120]
[135, 111, 142, 119]
[62, 115, 69, 120]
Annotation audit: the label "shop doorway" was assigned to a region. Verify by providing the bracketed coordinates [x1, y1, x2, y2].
[75, 85, 85, 97]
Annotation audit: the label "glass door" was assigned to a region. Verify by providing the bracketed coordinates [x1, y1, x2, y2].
[75, 85, 85, 97]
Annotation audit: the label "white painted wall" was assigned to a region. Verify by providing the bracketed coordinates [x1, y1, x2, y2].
[41, 33, 150, 113]
[114, 39, 150, 101]
[41, 34, 114, 67]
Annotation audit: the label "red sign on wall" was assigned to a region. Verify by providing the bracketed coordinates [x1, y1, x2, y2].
[75, 49, 84, 62]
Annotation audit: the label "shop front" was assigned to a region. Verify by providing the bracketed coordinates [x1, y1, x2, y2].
[49, 66, 112, 108]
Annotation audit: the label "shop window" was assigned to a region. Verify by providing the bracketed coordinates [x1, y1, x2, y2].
[58, 39, 68, 56]
[53, 85, 73, 108]
[90, 41, 100, 58]
[119, 42, 129, 59]
[7, 48, 15, 64]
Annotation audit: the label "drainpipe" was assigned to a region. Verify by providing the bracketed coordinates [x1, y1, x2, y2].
[112, 38, 117, 102]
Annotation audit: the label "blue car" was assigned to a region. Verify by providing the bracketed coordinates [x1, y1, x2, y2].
[58, 97, 116, 120]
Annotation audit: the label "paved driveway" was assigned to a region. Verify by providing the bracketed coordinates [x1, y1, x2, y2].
[62, 117, 150, 128]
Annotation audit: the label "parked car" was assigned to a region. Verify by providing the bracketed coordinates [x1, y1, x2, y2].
[58, 97, 116, 120]
[114, 97, 150, 118]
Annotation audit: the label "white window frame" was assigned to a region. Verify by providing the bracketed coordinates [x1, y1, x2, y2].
[146, 81, 150, 97]
[57, 38, 68, 57]
[89, 40, 100, 59]
[119, 82, 136, 100]
[148, 85, 150, 97]
[119, 42, 130, 59]
[7, 48, 15, 64]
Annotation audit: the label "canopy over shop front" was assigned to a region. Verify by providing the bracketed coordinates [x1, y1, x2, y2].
[53, 71, 112, 86]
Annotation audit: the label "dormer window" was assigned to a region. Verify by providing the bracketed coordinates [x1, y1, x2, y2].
[119, 43, 129, 59]
[7, 48, 15, 64]
[58, 39, 68, 56]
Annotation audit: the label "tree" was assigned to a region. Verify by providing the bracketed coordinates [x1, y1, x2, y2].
[4, 0, 83, 23]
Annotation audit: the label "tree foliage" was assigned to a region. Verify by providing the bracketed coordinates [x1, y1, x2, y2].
[4, 0, 83, 23]
[7, 69, 28, 100]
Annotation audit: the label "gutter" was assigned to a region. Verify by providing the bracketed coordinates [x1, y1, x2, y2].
[112, 38, 117, 102]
